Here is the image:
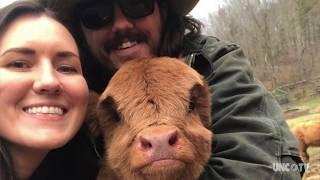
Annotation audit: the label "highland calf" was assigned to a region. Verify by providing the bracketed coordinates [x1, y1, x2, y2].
[94, 57, 212, 180]
[293, 122, 320, 162]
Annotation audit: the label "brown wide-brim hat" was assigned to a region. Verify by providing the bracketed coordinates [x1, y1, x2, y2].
[39, 0, 199, 16]
[168, 0, 199, 15]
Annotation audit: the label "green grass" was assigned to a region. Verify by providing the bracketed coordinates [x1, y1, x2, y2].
[295, 96, 320, 110]
[285, 96, 320, 129]
[287, 113, 320, 129]
[308, 147, 320, 157]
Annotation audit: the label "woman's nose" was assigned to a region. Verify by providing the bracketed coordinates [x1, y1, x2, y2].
[33, 67, 62, 95]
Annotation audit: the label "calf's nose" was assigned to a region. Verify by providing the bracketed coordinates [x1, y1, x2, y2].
[137, 126, 179, 152]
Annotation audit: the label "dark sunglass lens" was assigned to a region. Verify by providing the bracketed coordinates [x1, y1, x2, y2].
[119, 0, 154, 19]
[80, 5, 113, 29]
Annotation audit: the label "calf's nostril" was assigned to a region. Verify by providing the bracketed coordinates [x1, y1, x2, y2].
[140, 136, 153, 150]
[168, 131, 178, 146]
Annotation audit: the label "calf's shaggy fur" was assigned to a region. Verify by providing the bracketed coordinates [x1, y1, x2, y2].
[293, 122, 320, 162]
[93, 57, 212, 180]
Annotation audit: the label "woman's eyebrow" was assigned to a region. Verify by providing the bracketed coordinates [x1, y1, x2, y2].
[0, 48, 79, 59]
[0, 47, 35, 57]
[56, 51, 79, 58]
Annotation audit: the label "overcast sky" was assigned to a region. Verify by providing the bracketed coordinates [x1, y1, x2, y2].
[0, 0, 15, 8]
[190, 0, 222, 19]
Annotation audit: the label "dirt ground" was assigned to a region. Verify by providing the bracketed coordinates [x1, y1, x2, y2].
[302, 153, 320, 180]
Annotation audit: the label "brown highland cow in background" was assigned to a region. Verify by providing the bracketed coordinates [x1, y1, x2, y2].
[90, 57, 213, 180]
[293, 122, 320, 162]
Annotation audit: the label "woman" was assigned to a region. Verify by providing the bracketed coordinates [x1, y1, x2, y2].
[0, 1, 91, 179]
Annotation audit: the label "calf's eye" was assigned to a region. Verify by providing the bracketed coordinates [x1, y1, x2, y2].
[188, 99, 196, 112]
[99, 96, 121, 123]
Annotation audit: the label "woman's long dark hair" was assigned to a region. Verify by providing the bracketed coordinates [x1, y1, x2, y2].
[0, 139, 14, 180]
[0, 1, 57, 37]
[0, 1, 58, 179]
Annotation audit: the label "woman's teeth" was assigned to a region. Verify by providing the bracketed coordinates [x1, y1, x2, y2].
[24, 106, 64, 115]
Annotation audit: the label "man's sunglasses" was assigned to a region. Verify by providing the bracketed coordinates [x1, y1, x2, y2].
[78, 0, 155, 30]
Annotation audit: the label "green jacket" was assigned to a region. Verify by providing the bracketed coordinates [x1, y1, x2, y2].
[184, 34, 303, 180]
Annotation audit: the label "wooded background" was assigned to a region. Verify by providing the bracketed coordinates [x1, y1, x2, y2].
[205, 0, 320, 91]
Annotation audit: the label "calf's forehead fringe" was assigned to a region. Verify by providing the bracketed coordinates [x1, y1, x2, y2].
[98, 57, 206, 124]
[104, 57, 204, 96]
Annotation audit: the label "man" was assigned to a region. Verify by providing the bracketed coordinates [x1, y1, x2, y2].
[38, 0, 303, 179]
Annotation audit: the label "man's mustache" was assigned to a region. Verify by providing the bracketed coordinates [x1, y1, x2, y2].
[104, 30, 148, 49]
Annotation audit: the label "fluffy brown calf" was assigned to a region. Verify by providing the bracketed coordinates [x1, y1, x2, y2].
[94, 57, 212, 180]
[293, 122, 320, 162]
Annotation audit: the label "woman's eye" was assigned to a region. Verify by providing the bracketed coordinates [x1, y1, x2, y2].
[57, 65, 78, 74]
[6, 60, 30, 69]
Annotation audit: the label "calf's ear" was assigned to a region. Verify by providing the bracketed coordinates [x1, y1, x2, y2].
[190, 83, 211, 128]
[97, 96, 122, 127]
[86, 91, 101, 137]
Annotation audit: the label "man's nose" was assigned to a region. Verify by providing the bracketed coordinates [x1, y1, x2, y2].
[33, 64, 62, 95]
[111, 5, 134, 33]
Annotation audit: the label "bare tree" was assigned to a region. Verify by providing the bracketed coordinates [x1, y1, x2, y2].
[207, 0, 320, 89]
